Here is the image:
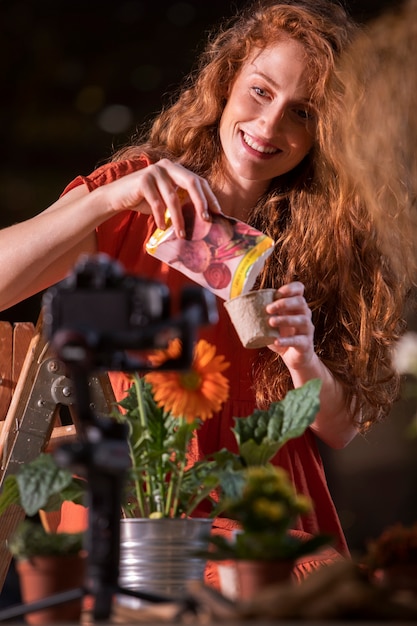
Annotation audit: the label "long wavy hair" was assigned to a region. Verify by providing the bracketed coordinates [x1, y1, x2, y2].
[114, 0, 407, 431]
[333, 0, 417, 284]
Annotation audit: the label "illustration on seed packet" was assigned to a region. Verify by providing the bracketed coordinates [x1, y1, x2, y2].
[145, 190, 275, 300]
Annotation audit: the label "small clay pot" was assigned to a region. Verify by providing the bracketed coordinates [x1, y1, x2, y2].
[224, 289, 279, 348]
[16, 553, 86, 624]
[234, 559, 294, 600]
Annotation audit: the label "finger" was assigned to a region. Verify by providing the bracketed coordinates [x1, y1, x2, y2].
[270, 310, 312, 325]
[159, 159, 222, 221]
[267, 295, 311, 316]
[274, 334, 311, 349]
[177, 175, 221, 223]
[135, 177, 174, 231]
[199, 178, 223, 215]
[143, 162, 186, 236]
[276, 281, 305, 297]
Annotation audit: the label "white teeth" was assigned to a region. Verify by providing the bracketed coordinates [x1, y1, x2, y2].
[243, 133, 278, 154]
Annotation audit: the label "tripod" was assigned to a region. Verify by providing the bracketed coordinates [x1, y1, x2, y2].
[0, 254, 218, 622]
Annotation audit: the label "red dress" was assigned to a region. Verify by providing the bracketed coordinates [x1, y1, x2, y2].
[58, 157, 349, 584]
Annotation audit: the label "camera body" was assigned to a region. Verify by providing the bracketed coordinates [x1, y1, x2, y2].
[42, 253, 218, 371]
[43, 253, 170, 339]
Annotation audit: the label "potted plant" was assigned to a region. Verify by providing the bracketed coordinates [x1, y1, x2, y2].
[0, 338, 324, 611]
[113, 337, 325, 602]
[204, 463, 331, 600]
[0, 453, 86, 623]
[114, 338, 230, 604]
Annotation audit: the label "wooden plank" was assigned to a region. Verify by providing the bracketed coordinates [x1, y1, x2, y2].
[0, 316, 117, 593]
[12, 323, 35, 386]
[0, 318, 46, 464]
[0, 322, 12, 421]
[0, 319, 48, 590]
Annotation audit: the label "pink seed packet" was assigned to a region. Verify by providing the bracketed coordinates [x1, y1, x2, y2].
[145, 190, 275, 300]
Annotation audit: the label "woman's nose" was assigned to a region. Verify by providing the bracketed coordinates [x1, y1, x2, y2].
[260, 103, 286, 134]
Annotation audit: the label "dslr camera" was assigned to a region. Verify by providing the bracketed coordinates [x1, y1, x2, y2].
[42, 253, 218, 371]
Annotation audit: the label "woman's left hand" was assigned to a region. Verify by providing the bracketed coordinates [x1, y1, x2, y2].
[266, 281, 358, 448]
[266, 282, 315, 371]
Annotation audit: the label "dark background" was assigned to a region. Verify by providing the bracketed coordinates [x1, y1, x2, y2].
[1, 0, 413, 559]
[0, 0, 397, 320]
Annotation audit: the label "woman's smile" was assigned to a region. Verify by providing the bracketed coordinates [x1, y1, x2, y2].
[241, 131, 281, 157]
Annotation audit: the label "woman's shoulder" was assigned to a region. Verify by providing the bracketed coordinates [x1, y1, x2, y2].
[61, 155, 151, 196]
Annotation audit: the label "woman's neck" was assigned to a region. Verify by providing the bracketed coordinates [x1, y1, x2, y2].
[212, 177, 268, 222]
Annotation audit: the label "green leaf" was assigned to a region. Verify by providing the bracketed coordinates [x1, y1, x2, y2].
[9, 520, 84, 559]
[0, 475, 20, 516]
[15, 453, 76, 517]
[116, 377, 199, 516]
[233, 379, 322, 466]
[206, 529, 332, 561]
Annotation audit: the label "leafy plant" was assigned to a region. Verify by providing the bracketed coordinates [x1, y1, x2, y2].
[206, 464, 331, 562]
[9, 520, 83, 560]
[116, 361, 322, 519]
[232, 379, 322, 466]
[0, 453, 85, 518]
[0, 453, 86, 560]
[117, 377, 220, 518]
[0, 337, 324, 562]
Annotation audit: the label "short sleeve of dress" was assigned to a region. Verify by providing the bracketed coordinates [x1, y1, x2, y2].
[60, 156, 155, 265]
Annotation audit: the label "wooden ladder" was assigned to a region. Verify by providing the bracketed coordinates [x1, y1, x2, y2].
[0, 317, 116, 592]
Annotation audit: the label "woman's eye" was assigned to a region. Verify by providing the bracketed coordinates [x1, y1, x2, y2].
[294, 107, 314, 121]
[253, 86, 268, 97]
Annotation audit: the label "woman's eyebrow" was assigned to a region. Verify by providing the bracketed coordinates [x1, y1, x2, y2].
[252, 69, 311, 103]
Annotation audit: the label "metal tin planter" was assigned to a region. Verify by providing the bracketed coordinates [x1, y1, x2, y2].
[118, 517, 213, 607]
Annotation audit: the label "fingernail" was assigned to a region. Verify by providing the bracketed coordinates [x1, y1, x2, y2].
[178, 228, 186, 238]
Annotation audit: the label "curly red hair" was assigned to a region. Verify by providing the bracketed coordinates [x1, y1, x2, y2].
[114, 0, 408, 431]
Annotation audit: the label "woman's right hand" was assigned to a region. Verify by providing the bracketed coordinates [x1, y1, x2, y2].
[0, 159, 221, 311]
[101, 158, 222, 238]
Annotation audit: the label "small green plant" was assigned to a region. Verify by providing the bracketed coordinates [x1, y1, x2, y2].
[0, 453, 85, 519]
[9, 520, 83, 560]
[206, 464, 331, 561]
[0, 453, 85, 560]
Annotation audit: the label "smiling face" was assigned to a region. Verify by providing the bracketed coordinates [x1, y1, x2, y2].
[219, 37, 316, 196]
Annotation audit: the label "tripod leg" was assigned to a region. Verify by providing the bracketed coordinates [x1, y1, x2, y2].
[91, 586, 114, 621]
[0, 587, 85, 623]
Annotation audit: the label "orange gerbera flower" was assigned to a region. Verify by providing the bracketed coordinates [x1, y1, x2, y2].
[146, 337, 182, 368]
[144, 339, 230, 422]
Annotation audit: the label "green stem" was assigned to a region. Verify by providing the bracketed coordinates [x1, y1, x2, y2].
[164, 475, 175, 517]
[132, 374, 151, 517]
[168, 416, 189, 517]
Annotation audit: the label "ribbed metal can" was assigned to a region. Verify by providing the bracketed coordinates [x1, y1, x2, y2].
[118, 517, 213, 607]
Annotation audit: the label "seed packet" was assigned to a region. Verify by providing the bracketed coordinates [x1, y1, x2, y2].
[145, 190, 275, 300]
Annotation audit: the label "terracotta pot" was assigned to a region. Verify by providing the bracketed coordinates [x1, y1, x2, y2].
[234, 559, 294, 601]
[16, 553, 86, 624]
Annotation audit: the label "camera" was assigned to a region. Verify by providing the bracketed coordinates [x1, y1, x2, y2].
[42, 253, 218, 371]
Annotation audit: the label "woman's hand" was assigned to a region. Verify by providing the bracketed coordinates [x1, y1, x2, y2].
[103, 158, 222, 237]
[266, 281, 357, 448]
[266, 281, 315, 371]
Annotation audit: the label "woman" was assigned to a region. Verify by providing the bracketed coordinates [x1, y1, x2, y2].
[0, 0, 406, 584]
